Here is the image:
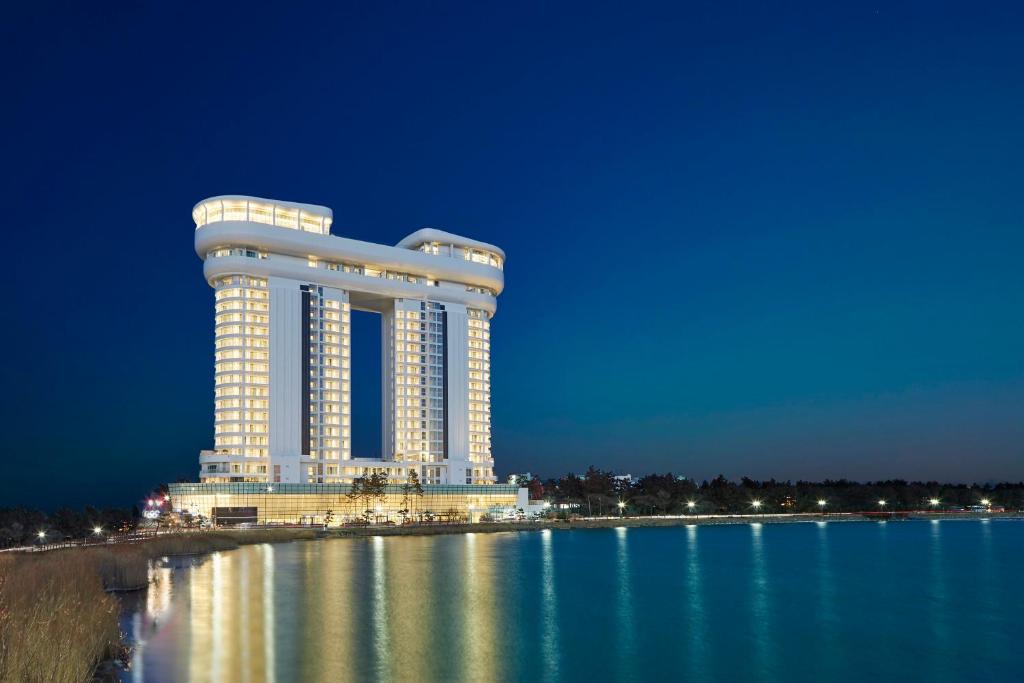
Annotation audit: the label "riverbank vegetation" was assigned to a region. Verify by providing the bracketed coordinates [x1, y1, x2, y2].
[0, 552, 121, 682]
[0, 529, 317, 680]
[534, 469, 1024, 516]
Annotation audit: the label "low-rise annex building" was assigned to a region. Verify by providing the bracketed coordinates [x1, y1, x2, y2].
[169, 482, 528, 525]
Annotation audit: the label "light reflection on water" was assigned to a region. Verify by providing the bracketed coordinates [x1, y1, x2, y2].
[814, 520, 841, 679]
[748, 523, 774, 679]
[927, 520, 951, 683]
[684, 524, 706, 680]
[540, 529, 559, 683]
[121, 521, 1023, 683]
[613, 527, 635, 681]
[371, 536, 389, 679]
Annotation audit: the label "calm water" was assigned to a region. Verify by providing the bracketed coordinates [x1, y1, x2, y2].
[122, 520, 1021, 682]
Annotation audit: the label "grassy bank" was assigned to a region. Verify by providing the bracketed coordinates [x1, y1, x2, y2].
[0, 529, 317, 681]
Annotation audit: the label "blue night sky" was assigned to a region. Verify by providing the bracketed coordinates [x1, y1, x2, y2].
[2, 2, 1022, 508]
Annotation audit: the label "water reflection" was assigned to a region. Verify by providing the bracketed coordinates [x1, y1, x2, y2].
[976, 518, 1010, 670]
[978, 519, 995, 615]
[125, 561, 174, 682]
[299, 538, 352, 681]
[927, 520, 951, 683]
[684, 525, 706, 680]
[540, 529, 560, 683]
[371, 536, 390, 679]
[188, 553, 212, 681]
[262, 546, 275, 683]
[814, 522, 840, 678]
[462, 534, 497, 682]
[119, 523, 1021, 683]
[749, 524, 775, 678]
[385, 536, 433, 682]
[614, 527, 635, 680]
[238, 550, 250, 683]
[139, 547, 284, 682]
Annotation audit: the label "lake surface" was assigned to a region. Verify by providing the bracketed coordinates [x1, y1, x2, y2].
[121, 519, 1021, 682]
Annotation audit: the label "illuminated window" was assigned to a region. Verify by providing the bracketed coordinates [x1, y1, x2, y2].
[206, 201, 223, 223]
[223, 200, 247, 222]
[300, 211, 324, 234]
[249, 202, 273, 224]
[275, 206, 298, 229]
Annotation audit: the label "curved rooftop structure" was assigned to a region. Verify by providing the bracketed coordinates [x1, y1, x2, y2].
[396, 227, 505, 261]
[193, 195, 504, 313]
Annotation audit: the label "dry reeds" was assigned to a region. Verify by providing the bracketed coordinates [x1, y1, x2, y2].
[136, 528, 317, 558]
[87, 546, 150, 592]
[0, 552, 121, 682]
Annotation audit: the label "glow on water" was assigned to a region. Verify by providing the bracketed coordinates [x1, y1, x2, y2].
[121, 520, 1022, 682]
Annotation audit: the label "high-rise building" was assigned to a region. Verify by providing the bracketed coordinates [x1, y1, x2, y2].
[193, 195, 504, 487]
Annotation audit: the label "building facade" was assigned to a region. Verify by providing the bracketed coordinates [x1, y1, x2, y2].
[193, 195, 504, 488]
[168, 482, 528, 526]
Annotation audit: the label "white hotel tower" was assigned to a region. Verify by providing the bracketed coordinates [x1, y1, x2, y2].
[193, 195, 503, 486]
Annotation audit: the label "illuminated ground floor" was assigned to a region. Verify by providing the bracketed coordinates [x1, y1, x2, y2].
[168, 483, 527, 526]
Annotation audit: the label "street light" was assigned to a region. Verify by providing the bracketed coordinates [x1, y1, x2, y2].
[687, 500, 697, 514]
[980, 498, 991, 507]
[37, 530, 46, 540]
[878, 499, 887, 508]
[817, 499, 827, 513]
[751, 500, 763, 516]
[617, 501, 625, 517]
[929, 498, 940, 508]
[93, 526, 103, 536]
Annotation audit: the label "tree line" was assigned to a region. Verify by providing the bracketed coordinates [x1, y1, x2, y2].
[0, 506, 136, 547]
[526, 467, 1024, 516]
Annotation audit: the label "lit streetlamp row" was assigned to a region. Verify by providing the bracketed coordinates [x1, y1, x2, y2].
[615, 499, 702, 516]
[597, 497, 996, 516]
[32, 494, 999, 541]
[654, 497, 995, 513]
[35, 525, 106, 542]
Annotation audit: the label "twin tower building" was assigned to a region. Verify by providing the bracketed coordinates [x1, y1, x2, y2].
[193, 195, 504, 488]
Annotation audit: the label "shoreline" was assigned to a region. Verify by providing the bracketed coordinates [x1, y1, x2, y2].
[9, 512, 1020, 555]
[321, 511, 1024, 539]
